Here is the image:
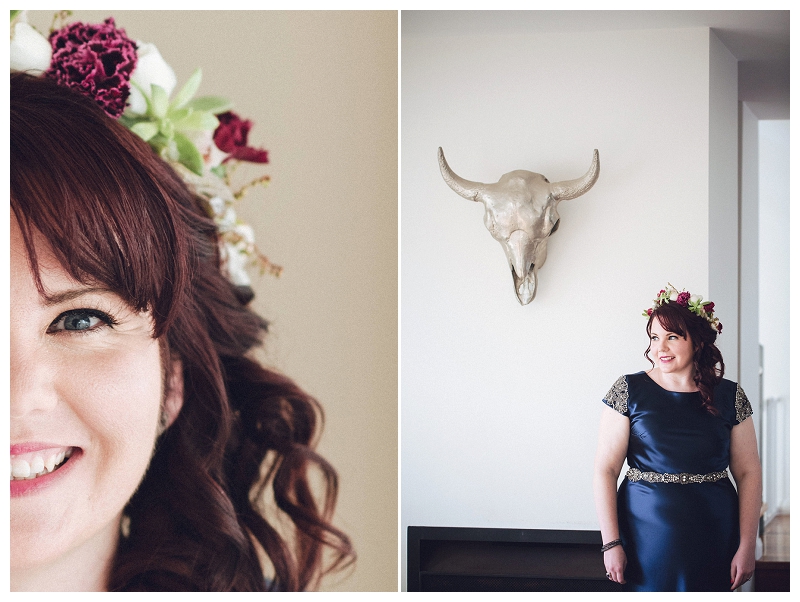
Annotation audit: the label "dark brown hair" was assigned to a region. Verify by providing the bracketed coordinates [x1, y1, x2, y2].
[11, 72, 353, 591]
[645, 301, 725, 415]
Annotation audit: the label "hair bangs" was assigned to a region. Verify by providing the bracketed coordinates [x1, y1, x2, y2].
[11, 73, 189, 336]
[648, 302, 689, 339]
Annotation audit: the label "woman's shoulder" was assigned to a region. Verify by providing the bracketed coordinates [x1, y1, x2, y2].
[715, 378, 753, 423]
[601, 372, 645, 415]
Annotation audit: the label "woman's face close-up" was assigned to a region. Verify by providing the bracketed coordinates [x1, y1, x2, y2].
[10, 217, 179, 579]
[648, 318, 694, 375]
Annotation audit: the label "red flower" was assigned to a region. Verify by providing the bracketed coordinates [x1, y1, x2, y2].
[646, 308, 653, 316]
[47, 18, 137, 118]
[704, 302, 715, 314]
[676, 292, 691, 306]
[717, 323, 723, 333]
[213, 112, 268, 164]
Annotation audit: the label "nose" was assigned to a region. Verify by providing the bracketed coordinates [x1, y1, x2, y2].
[506, 230, 534, 279]
[10, 337, 60, 419]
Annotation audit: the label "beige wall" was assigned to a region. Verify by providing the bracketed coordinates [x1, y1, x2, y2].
[26, 10, 398, 592]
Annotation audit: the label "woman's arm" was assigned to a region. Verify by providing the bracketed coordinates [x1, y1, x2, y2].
[728, 416, 762, 590]
[593, 405, 630, 584]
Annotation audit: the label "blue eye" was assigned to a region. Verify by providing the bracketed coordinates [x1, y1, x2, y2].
[48, 309, 114, 334]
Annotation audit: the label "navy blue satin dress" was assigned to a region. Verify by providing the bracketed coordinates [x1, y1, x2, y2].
[602, 372, 753, 591]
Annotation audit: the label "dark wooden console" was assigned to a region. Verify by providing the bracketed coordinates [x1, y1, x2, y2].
[407, 526, 622, 592]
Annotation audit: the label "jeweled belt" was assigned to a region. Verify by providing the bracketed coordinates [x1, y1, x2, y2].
[626, 467, 728, 485]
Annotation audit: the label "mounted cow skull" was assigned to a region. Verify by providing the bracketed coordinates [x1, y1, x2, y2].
[438, 148, 600, 305]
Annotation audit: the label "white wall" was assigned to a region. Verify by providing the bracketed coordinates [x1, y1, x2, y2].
[758, 121, 790, 401]
[758, 120, 790, 514]
[739, 101, 760, 436]
[708, 31, 740, 378]
[401, 23, 738, 585]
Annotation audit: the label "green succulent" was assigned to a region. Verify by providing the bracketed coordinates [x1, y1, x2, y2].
[120, 68, 232, 176]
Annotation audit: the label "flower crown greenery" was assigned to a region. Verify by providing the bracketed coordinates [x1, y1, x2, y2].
[643, 283, 722, 334]
[10, 10, 281, 289]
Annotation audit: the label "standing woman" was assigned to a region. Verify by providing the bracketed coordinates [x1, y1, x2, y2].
[593, 285, 761, 591]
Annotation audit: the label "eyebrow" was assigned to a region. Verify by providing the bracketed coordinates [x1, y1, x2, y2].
[41, 287, 116, 307]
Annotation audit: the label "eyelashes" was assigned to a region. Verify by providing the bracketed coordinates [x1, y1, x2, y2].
[47, 308, 118, 335]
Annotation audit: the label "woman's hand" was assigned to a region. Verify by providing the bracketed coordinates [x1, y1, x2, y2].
[730, 544, 755, 590]
[604, 545, 627, 584]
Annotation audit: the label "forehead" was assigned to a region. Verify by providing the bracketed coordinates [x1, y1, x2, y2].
[485, 172, 551, 200]
[11, 214, 109, 306]
[650, 316, 689, 338]
[650, 317, 672, 331]
[11, 214, 59, 277]
[481, 178, 555, 223]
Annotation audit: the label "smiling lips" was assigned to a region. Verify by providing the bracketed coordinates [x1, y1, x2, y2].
[10, 447, 75, 481]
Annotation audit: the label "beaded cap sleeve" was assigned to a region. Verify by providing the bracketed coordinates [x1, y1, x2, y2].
[735, 383, 753, 424]
[602, 375, 629, 415]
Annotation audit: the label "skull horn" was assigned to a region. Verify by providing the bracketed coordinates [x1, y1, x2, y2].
[550, 149, 600, 201]
[438, 147, 485, 202]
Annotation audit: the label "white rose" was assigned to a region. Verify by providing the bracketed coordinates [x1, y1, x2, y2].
[222, 242, 251, 287]
[208, 196, 226, 218]
[10, 21, 52, 75]
[219, 207, 237, 231]
[233, 223, 255, 247]
[128, 42, 177, 114]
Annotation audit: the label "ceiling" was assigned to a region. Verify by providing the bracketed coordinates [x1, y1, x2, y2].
[403, 10, 789, 119]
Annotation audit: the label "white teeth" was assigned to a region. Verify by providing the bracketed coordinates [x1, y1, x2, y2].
[11, 459, 31, 479]
[30, 455, 45, 474]
[10, 448, 73, 481]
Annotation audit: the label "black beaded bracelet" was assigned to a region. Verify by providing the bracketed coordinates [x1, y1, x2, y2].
[601, 539, 622, 553]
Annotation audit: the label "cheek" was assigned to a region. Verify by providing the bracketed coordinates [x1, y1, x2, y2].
[57, 339, 163, 477]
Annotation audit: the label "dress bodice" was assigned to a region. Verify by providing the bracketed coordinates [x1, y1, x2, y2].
[603, 371, 752, 475]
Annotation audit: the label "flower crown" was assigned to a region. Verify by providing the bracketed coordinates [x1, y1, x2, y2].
[10, 10, 281, 290]
[643, 283, 722, 334]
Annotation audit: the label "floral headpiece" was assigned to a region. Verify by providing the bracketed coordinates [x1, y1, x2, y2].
[643, 283, 722, 334]
[10, 10, 281, 290]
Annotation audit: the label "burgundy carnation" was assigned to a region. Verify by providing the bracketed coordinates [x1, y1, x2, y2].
[676, 291, 691, 306]
[46, 18, 137, 119]
[213, 112, 269, 164]
[704, 302, 715, 314]
[717, 322, 723, 333]
[646, 308, 653, 316]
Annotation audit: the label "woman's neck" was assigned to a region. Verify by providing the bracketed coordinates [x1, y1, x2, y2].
[647, 367, 698, 392]
[11, 514, 119, 592]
